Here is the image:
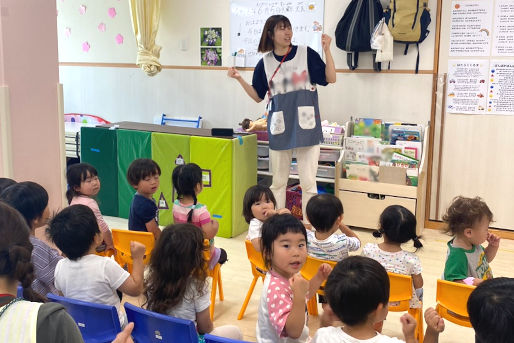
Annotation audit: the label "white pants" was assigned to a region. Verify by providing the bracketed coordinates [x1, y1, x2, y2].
[210, 325, 243, 340]
[269, 145, 320, 218]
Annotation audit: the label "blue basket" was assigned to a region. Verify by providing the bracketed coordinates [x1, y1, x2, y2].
[160, 114, 203, 128]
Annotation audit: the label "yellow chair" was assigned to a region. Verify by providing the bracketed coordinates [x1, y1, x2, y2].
[435, 279, 474, 328]
[203, 240, 223, 320]
[300, 256, 337, 316]
[94, 248, 114, 258]
[237, 240, 267, 320]
[387, 272, 424, 343]
[111, 229, 154, 273]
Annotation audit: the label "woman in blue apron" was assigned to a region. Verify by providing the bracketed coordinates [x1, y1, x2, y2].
[228, 14, 336, 216]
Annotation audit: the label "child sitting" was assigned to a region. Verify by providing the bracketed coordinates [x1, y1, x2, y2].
[172, 163, 226, 269]
[362, 205, 423, 310]
[145, 224, 242, 341]
[305, 194, 360, 261]
[127, 158, 162, 240]
[258, 214, 332, 342]
[314, 256, 445, 343]
[67, 163, 114, 252]
[243, 184, 290, 252]
[468, 277, 514, 343]
[0, 181, 62, 297]
[442, 196, 500, 285]
[48, 204, 146, 326]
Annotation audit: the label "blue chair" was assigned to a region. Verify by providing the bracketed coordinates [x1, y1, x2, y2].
[204, 334, 252, 343]
[16, 285, 23, 298]
[124, 302, 198, 343]
[47, 293, 121, 343]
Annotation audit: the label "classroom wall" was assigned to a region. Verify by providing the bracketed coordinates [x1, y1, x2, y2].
[57, 0, 437, 127]
[432, 0, 514, 230]
[0, 0, 66, 209]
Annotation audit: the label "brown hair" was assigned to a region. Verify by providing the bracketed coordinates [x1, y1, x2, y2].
[0, 201, 46, 302]
[257, 15, 292, 53]
[442, 196, 493, 235]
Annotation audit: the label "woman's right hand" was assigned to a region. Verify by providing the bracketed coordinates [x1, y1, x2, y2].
[227, 67, 241, 80]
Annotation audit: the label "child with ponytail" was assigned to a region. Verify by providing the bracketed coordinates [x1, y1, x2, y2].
[172, 163, 227, 269]
[362, 205, 424, 310]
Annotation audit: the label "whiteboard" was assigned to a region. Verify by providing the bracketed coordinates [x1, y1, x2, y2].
[230, 0, 325, 67]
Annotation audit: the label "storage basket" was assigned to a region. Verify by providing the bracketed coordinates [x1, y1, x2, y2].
[286, 184, 303, 220]
[322, 132, 344, 146]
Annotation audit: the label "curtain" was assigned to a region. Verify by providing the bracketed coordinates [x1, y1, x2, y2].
[129, 0, 162, 76]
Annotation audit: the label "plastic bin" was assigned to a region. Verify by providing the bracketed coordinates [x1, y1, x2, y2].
[319, 149, 340, 162]
[161, 114, 203, 128]
[257, 145, 269, 157]
[257, 157, 270, 170]
[316, 165, 336, 178]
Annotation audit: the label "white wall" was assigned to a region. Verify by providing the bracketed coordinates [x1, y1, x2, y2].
[433, 0, 514, 230]
[57, 0, 438, 128]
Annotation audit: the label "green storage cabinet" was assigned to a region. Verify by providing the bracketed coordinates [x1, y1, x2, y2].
[116, 130, 152, 219]
[80, 127, 119, 217]
[151, 133, 190, 226]
[190, 134, 257, 238]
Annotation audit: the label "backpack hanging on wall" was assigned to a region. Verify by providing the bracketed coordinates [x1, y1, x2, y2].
[335, 0, 384, 71]
[384, 0, 431, 73]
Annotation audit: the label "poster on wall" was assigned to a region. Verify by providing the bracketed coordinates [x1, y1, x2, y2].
[446, 60, 489, 114]
[201, 28, 222, 66]
[230, 0, 324, 67]
[449, 1, 493, 56]
[493, 0, 514, 56]
[487, 61, 514, 115]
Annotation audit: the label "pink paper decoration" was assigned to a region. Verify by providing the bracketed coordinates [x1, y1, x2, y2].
[98, 23, 106, 32]
[115, 34, 124, 45]
[108, 7, 117, 18]
[79, 5, 86, 15]
[82, 41, 90, 52]
[64, 27, 71, 38]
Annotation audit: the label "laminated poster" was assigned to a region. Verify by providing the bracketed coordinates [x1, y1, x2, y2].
[492, 0, 514, 56]
[487, 61, 514, 115]
[447, 60, 489, 114]
[449, 1, 493, 57]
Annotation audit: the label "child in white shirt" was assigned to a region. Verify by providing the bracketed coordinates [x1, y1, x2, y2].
[48, 204, 145, 327]
[305, 194, 360, 262]
[313, 256, 444, 343]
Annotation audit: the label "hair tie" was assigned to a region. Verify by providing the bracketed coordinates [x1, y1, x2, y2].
[372, 230, 383, 238]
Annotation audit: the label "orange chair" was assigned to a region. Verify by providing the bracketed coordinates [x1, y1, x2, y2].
[203, 240, 223, 320]
[94, 248, 114, 258]
[300, 256, 337, 316]
[237, 240, 267, 320]
[111, 229, 155, 273]
[435, 279, 474, 328]
[387, 272, 424, 343]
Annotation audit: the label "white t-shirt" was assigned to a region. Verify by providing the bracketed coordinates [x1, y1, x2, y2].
[256, 271, 309, 343]
[166, 280, 210, 326]
[54, 254, 130, 326]
[247, 218, 264, 241]
[361, 243, 422, 308]
[307, 230, 360, 262]
[313, 326, 405, 343]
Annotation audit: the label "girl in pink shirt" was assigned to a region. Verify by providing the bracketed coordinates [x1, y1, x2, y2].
[66, 163, 114, 252]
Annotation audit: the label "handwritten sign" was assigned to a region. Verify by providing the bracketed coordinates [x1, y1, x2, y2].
[230, 0, 324, 67]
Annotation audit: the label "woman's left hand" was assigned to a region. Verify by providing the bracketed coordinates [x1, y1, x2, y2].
[321, 34, 332, 51]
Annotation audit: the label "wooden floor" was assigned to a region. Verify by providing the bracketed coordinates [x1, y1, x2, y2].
[103, 217, 514, 343]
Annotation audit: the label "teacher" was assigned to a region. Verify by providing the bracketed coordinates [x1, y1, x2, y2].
[228, 14, 336, 217]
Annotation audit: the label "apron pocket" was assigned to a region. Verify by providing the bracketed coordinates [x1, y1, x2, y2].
[298, 106, 316, 130]
[269, 111, 285, 135]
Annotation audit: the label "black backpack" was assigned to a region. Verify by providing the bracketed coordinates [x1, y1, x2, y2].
[335, 0, 384, 71]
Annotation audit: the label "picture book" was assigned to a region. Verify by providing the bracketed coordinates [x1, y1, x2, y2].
[390, 129, 421, 145]
[354, 118, 383, 138]
[396, 141, 422, 160]
[344, 137, 380, 153]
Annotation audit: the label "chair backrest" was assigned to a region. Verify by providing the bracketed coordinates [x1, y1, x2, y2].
[244, 240, 267, 277]
[436, 279, 475, 318]
[387, 272, 413, 311]
[300, 255, 337, 288]
[16, 285, 23, 298]
[112, 229, 154, 262]
[47, 293, 121, 343]
[204, 333, 251, 343]
[124, 302, 198, 343]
